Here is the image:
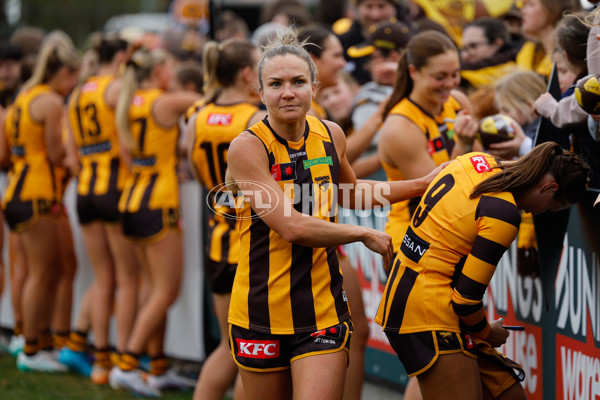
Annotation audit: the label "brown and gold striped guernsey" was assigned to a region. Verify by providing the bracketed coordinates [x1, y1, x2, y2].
[118, 89, 180, 214]
[191, 101, 259, 265]
[376, 153, 521, 339]
[228, 116, 350, 335]
[3, 85, 62, 205]
[67, 75, 130, 197]
[382, 95, 462, 253]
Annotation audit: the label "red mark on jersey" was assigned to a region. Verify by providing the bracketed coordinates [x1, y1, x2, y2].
[427, 140, 435, 155]
[271, 162, 296, 181]
[207, 113, 233, 126]
[132, 96, 144, 107]
[329, 327, 338, 335]
[236, 339, 280, 359]
[470, 155, 491, 173]
[81, 81, 98, 93]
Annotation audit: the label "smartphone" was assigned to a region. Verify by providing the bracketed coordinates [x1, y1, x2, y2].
[503, 325, 525, 331]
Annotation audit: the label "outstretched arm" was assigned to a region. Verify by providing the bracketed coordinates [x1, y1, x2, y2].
[227, 131, 394, 266]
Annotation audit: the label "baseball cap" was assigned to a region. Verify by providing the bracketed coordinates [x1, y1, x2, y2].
[347, 18, 411, 58]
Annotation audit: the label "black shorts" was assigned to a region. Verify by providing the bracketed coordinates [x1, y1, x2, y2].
[386, 330, 478, 377]
[4, 198, 61, 232]
[77, 190, 121, 224]
[230, 320, 353, 372]
[386, 331, 523, 398]
[206, 257, 236, 294]
[121, 207, 179, 243]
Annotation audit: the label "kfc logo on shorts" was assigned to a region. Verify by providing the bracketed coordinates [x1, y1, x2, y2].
[470, 155, 491, 173]
[207, 113, 233, 126]
[236, 339, 280, 359]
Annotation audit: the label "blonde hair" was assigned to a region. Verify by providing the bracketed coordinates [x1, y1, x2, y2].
[257, 28, 317, 90]
[21, 30, 80, 92]
[494, 71, 546, 124]
[115, 47, 168, 150]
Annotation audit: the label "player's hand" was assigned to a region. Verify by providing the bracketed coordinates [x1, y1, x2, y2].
[454, 110, 479, 148]
[485, 318, 510, 347]
[362, 228, 393, 268]
[487, 120, 526, 159]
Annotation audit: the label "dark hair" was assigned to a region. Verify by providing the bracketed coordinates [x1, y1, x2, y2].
[260, 0, 311, 27]
[470, 142, 590, 205]
[0, 41, 23, 61]
[215, 10, 249, 41]
[258, 29, 317, 89]
[94, 33, 129, 64]
[203, 38, 258, 102]
[383, 30, 457, 117]
[557, 13, 589, 76]
[297, 25, 333, 58]
[464, 17, 509, 44]
[540, 0, 581, 27]
[176, 60, 203, 94]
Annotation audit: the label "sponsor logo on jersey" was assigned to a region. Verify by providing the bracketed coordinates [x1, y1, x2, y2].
[271, 162, 296, 181]
[401, 226, 430, 263]
[236, 339, 279, 359]
[82, 81, 99, 93]
[132, 95, 144, 107]
[289, 151, 306, 159]
[303, 156, 332, 169]
[314, 175, 331, 192]
[206, 113, 233, 126]
[470, 155, 491, 173]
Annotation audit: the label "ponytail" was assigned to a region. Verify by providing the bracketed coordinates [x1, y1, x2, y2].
[115, 47, 168, 150]
[203, 38, 258, 103]
[202, 41, 220, 103]
[383, 48, 410, 118]
[382, 30, 457, 119]
[470, 142, 590, 205]
[22, 30, 80, 92]
[115, 66, 136, 150]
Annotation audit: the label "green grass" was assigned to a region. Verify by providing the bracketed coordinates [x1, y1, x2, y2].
[0, 354, 195, 400]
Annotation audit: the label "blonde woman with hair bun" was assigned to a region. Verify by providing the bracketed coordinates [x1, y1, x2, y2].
[1, 30, 80, 372]
[226, 29, 442, 400]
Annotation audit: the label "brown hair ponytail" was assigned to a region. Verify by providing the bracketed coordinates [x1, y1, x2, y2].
[470, 142, 590, 205]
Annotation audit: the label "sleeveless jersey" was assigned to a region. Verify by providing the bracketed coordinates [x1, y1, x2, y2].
[383, 96, 462, 253]
[312, 100, 328, 120]
[184, 98, 205, 125]
[191, 101, 259, 265]
[375, 153, 521, 339]
[3, 84, 64, 204]
[228, 116, 350, 335]
[68, 75, 129, 197]
[118, 88, 179, 213]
